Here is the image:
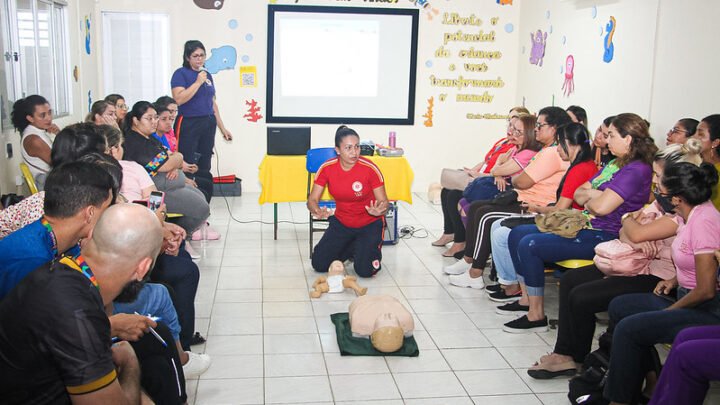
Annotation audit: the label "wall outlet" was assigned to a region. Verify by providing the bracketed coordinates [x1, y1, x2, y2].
[5, 143, 11, 159]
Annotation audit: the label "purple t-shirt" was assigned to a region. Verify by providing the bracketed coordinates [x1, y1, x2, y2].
[170, 67, 215, 117]
[589, 160, 652, 235]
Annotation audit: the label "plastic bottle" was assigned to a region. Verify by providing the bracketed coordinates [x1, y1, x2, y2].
[388, 131, 396, 148]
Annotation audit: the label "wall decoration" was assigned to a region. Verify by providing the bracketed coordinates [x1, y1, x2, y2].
[87, 91, 92, 113]
[244, 99, 263, 122]
[245, 34, 254, 42]
[423, 97, 434, 127]
[84, 15, 91, 55]
[496, 0, 512, 5]
[562, 35, 566, 45]
[603, 16, 616, 63]
[242, 55, 250, 63]
[204, 46, 237, 74]
[561, 55, 574, 97]
[425, 60, 433, 67]
[529, 29, 547, 66]
[240, 66, 257, 87]
[546, 10, 550, 19]
[193, 0, 224, 10]
[73, 66, 79, 82]
[591, 6, 597, 19]
[504, 23, 514, 33]
[410, 0, 440, 20]
[228, 19, 238, 29]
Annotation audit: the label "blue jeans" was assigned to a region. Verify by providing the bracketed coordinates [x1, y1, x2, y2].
[605, 290, 720, 403]
[114, 283, 182, 341]
[508, 224, 616, 296]
[490, 221, 517, 285]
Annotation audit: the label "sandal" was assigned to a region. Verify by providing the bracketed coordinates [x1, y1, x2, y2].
[190, 332, 207, 346]
[527, 360, 578, 379]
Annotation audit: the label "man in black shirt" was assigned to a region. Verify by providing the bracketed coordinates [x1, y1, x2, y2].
[0, 203, 164, 404]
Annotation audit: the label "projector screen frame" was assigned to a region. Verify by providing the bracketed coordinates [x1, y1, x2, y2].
[266, 4, 419, 125]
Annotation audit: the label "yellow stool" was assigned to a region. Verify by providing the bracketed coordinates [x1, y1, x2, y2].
[19, 163, 38, 194]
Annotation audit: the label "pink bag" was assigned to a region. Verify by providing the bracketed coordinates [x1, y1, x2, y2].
[593, 239, 651, 276]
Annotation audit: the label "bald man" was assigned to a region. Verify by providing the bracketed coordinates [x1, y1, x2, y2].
[0, 204, 166, 404]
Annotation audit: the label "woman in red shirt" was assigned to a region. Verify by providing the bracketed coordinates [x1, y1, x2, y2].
[308, 126, 389, 277]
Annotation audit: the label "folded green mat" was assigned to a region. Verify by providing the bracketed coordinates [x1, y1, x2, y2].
[330, 312, 419, 357]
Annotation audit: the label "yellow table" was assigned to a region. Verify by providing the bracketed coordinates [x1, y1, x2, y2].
[258, 154, 414, 238]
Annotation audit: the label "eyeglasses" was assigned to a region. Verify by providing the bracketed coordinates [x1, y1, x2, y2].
[510, 126, 524, 135]
[536, 122, 549, 129]
[168, 109, 178, 115]
[669, 127, 688, 134]
[116, 104, 127, 110]
[190, 53, 206, 59]
[142, 115, 159, 122]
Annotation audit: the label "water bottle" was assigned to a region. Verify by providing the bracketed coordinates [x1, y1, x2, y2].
[388, 131, 396, 148]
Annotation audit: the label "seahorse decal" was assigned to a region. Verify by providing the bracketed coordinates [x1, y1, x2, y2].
[603, 16, 616, 63]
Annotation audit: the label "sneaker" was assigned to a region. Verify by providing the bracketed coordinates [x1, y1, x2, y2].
[191, 222, 221, 241]
[488, 288, 522, 303]
[485, 283, 503, 294]
[449, 271, 485, 289]
[184, 243, 201, 259]
[503, 315, 549, 333]
[495, 301, 529, 315]
[182, 351, 211, 378]
[443, 259, 472, 275]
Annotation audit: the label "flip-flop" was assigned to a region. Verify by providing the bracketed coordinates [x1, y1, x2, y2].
[527, 361, 578, 379]
[432, 240, 450, 247]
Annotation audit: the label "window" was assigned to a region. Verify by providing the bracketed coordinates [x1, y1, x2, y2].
[0, 0, 71, 124]
[101, 12, 170, 105]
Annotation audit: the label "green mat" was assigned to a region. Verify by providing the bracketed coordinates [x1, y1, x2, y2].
[330, 312, 419, 357]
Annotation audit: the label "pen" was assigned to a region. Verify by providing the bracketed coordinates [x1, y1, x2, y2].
[134, 312, 168, 347]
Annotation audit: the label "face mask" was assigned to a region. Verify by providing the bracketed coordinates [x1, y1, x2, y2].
[653, 190, 675, 214]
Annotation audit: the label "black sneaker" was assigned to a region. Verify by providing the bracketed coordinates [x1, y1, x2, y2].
[485, 283, 503, 294]
[495, 301, 529, 315]
[488, 288, 522, 303]
[503, 315, 549, 333]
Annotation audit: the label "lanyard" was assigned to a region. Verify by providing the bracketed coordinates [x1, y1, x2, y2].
[59, 254, 100, 292]
[527, 142, 557, 166]
[40, 217, 58, 258]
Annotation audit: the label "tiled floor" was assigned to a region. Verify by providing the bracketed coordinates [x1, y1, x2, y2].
[185, 192, 717, 405]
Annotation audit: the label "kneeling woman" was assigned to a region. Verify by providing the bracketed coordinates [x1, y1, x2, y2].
[309, 126, 388, 277]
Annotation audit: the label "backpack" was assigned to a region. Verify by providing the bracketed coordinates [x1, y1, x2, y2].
[568, 331, 660, 405]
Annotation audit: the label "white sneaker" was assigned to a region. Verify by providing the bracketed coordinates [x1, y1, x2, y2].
[449, 271, 485, 289]
[183, 351, 211, 378]
[443, 259, 472, 275]
[184, 243, 201, 260]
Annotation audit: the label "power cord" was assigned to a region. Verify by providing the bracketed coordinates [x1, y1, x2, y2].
[398, 225, 428, 239]
[212, 146, 309, 225]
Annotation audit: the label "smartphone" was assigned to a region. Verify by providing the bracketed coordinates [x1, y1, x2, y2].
[192, 152, 202, 164]
[148, 191, 165, 212]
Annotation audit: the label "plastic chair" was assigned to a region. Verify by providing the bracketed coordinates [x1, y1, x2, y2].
[307, 147, 338, 256]
[19, 163, 38, 194]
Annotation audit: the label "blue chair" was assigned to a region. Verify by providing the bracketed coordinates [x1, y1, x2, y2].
[307, 147, 338, 255]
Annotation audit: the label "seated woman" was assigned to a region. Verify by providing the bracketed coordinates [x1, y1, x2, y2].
[503, 113, 657, 333]
[648, 323, 720, 405]
[121, 101, 210, 239]
[86, 100, 119, 128]
[153, 96, 180, 152]
[308, 126, 388, 278]
[487, 122, 599, 302]
[592, 115, 616, 169]
[526, 139, 702, 379]
[444, 106, 572, 289]
[696, 114, 720, 210]
[104, 93, 128, 127]
[10, 95, 60, 190]
[604, 161, 720, 405]
[452, 113, 544, 256]
[566, 105, 587, 127]
[433, 106, 529, 255]
[665, 118, 698, 145]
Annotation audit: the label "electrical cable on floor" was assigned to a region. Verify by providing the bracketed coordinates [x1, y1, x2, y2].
[398, 225, 428, 239]
[212, 146, 309, 225]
